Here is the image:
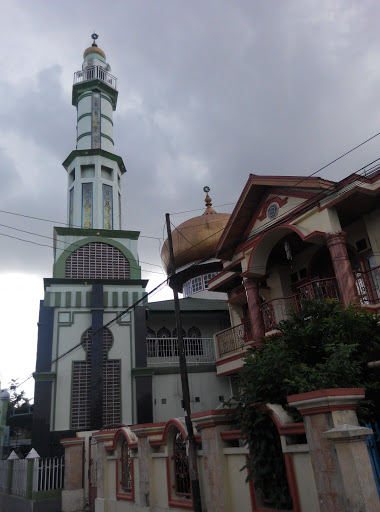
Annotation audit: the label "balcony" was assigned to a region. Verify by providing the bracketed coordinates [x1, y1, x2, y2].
[262, 295, 298, 333]
[354, 265, 380, 305]
[146, 337, 215, 366]
[215, 322, 252, 357]
[73, 65, 117, 89]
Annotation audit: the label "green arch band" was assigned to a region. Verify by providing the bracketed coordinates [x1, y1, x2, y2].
[53, 237, 141, 279]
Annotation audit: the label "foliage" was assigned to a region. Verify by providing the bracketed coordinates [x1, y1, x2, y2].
[231, 299, 380, 509]
[7, 379, 33, 436]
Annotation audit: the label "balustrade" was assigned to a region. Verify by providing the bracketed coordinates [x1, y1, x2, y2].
[146, 338, 215, 365]
[216, 322, 251, 357]
[74, 65, 117, 89]
[261, 295, 297, 332]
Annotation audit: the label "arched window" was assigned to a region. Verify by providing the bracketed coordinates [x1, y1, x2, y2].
[65, 242, 130, 279]
[115, 431, 135, 502]
[71, 326, 120, 429]
[173, 431, 191, 497]
[186, 326, 203, 356]
[157, 327, 172, 357]
[120, 438, 132, 493]
[146, 328, 156, 358]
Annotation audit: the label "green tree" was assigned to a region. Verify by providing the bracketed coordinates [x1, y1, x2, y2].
[232, 300, 380, 509]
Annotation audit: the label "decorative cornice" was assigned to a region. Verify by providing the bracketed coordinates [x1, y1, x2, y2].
[62, 148, 126, 174]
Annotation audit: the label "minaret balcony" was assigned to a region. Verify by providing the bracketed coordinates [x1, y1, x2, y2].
[74, 65, 117, 90]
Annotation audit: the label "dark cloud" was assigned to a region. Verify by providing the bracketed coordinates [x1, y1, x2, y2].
[1, 0, 380, 282]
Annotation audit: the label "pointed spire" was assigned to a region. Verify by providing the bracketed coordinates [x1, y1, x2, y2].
[26, 448, 40, 459]
[7, 450, 19, 460]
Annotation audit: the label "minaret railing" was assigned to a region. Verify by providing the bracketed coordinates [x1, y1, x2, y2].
[74, 66, 117, 89]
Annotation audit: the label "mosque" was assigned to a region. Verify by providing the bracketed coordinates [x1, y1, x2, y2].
[31, 36, 232, 457]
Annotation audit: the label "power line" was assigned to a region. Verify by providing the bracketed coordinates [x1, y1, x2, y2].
[0, 209, 163, 241]
[0, 232, 165, 275]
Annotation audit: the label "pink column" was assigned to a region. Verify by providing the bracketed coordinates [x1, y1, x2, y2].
[61, 437, 85, 512]
[243, 278, 265, 340]
[325, 232, 359, 306]
[288, 388, 365, 512]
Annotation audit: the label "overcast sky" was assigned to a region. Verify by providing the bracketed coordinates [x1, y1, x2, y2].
[2, 0, 380, 397]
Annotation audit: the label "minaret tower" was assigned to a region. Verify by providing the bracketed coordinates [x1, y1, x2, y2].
[32, 36, 149, 456]
[63, 33, 126, 230]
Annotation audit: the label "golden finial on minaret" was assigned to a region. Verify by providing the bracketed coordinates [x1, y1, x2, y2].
[203, 186, 216, 215]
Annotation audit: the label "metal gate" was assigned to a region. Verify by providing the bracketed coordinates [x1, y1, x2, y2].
[88, 437, 97, 510]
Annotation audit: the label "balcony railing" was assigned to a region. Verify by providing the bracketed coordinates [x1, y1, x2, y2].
[146, 338, 215, 366]
[216, 322, 251, 357]
[261, 295, 298, 332]
[73, 65, 117, 89]
[297, 277, 340, 301]
[354, 265, 380, 305]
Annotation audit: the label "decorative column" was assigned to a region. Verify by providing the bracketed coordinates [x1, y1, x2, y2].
[243, 278, 265, 340]
[287, 388, 366, 512]
[323, 424, 379, 511]
[192, 410, 233, 512]
[61, 438, 85, 512]
[325, 232, 359, 306]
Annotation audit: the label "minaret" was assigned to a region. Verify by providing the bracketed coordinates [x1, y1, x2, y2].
[63, 33, 126, 230]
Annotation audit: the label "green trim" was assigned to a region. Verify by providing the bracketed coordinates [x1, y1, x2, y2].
[66, 292, 72, 308]
[84, 52, 106, 63]
[32, 490, 61, 501]
[101, 93, 113, 107]
[76, 291, 82, 307]
[62, 148, 126, 174]
[144, 365, 217, 375]
[73, 80, 118, 110]
[33, 372, 56, 382]
[45, 277, 148, 289]
[86, 291, 92, 307]
[101, 133, 114, 145]
[77, 131, 91, 142]
[54, 293, 61, 307]
[103, 292, 108, 308]
[52, 237, 142, 279]
[101, 114, 113, 125]
[44, 292, 51, 307]
[133, 292, 138, 304]
[54, 226, 139, 239]
[77, 113, 91, 122]
[122, 292, 129, 307]
[7, 460, 14, 493]
[132, 368, 154, 376]
[78, 92, 92, 101]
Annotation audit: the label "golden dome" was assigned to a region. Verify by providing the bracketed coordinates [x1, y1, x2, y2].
[161, 191, 230, 273]
[83, 44, 106, 60]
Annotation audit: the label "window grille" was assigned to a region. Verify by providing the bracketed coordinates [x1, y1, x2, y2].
[71, 327, 120, 430]
[186, 326, 203, 356]
[65, 242, 130, 279]
[174, 431, 191, 497]
[120, 438, 132, 493]
[146, 328, 156, 358]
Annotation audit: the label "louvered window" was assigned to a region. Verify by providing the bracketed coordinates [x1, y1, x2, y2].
[65, 242, 130, 279]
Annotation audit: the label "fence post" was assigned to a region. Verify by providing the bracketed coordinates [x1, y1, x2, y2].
[7, 450, 19, 494]
[25, 449, 40, 499]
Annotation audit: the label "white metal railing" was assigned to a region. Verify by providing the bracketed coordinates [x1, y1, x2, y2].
[74, 65, 117, 89]
[146, 338, 215, 365]
[33, 456, 65, 492]
[0, 460, 7, 492]
[11, 459, 28, 497]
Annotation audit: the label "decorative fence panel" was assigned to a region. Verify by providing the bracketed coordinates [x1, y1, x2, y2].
[0, 461, 7, 493]
[297, 277, 339, 302]
[11, 459, 28, 497]
[33, 456, 65, 492]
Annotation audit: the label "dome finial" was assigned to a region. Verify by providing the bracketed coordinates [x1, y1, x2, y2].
[203, 186, 216, 215]
[91, 32, 99, 47]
